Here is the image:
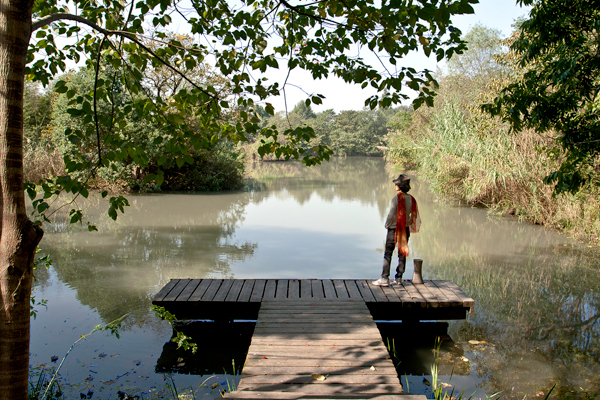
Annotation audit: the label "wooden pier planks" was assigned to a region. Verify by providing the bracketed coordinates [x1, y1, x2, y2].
[227, 300, 406, 399]
[152, 279, 474, 321]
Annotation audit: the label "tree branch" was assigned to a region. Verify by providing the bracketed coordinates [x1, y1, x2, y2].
[31, 13, 219, 103]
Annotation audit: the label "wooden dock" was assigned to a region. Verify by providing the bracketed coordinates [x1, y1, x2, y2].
[223, 299, 427, 399]
[152, 278, 474, 321]
[152, 278, 474, 399]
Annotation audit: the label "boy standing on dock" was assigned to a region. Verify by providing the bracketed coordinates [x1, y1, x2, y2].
[372, 174, 421, 287]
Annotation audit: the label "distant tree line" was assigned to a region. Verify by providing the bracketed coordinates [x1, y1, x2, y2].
[252, 101, 404, 159]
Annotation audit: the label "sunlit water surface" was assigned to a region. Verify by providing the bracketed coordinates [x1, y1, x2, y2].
[30, 157, 600, 399]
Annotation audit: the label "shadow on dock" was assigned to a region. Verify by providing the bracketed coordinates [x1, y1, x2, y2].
[155, 321, 467, 377]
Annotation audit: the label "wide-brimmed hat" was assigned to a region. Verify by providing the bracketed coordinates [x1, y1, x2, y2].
[393, 174, 411, 191]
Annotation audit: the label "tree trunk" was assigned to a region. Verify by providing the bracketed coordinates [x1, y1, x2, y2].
[0, 0, 43, 399]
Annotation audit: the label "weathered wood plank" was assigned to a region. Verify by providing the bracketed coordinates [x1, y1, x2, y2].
[441, 280, 475, 308]
[251, 332, 383, 340]
[366, 281, 389, 303]
[379, 285, 401, 303]
[422, 281, 450, 307]
[263, 279, 277, 299]
[225, 279, 246, 302]
[213, 279, 235, 302]
[187, 279, 213, 301]
[175, 279, 201, 302]
[250, 279, 266, 302]
[238, 280, 256, 302]
[260, 301, 367, 309]
[300, 280, 312, 299]
[153, 279, 179, 302]
[235, 382, 402, 394]
[311, 280, 325, 299]
[252, 326, 381, 334]
[248, 338, 385, 346]
[201, 279, 223, 301]
[332, 280, 349, 299]
[254, 321, 376, 329]
[288, 280, 300, 299]
[344, 280, 363, 300]
[400, 281, 427, 307]
[355, 280, 376, 302]
[258, 310, 368, 317]
[323, 280, 338, 299]
[430, 280, 464, 306]
[238, 375, 400, 384]
[410, 281, 439, 308]
[256, 315, 373, 322]
[246, 346, 388, 356]
[244, 358, 392, 368]
[390, 284, 414, 305]
[275, 280, 289, 299]
[223, 393, 424, 400]
[241, 366, 398, 376]
[162, 279, 191, 302]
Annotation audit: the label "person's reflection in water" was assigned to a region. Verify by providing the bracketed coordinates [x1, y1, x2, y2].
[373, 174, 421, 287]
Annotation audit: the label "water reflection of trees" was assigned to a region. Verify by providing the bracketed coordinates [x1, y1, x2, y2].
[247, 157, 393, 219]
[38, 193, 257, 327]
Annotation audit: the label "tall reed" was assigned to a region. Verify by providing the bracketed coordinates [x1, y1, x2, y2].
[385, 100, 600, 244]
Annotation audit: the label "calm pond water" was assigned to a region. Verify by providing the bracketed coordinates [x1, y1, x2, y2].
[30, 157, 600, 399]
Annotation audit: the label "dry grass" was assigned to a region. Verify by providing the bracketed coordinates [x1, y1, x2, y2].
[385, 100, 600, 245]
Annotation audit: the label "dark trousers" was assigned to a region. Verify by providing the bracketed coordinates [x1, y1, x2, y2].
[382, 228, 410, 280]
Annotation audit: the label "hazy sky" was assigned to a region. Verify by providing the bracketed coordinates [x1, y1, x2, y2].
[265, 0, 531, 113]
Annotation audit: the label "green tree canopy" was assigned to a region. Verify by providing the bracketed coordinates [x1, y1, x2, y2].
[482, 0, 600, 193]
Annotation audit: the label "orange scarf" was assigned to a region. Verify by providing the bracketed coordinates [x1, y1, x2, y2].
[395, 192, 421, 257]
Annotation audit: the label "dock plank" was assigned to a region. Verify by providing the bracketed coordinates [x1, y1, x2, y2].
[288, 280, 300, 299]
[153, 279, 179, 302]
[332, 280, 349, 299]
[235, 383, 402, 394]
[223, 393, 423, 399]
[201, 279, 223, 301]
[226, 279, 246, 302]
[176, 279, 201, 302]
[400, 281, 427, 307]
[355, 280, 376, 302]
[379, 285, 401, 303]
[162, 279, 191, 302]
[423, 281, 450, 307]
[238, 280, 256, 302]
[213, 279, 235, 302]
[188, 279, 213, 301]
[275, 280, 289, 299]
[367, 281, 389, 303]
[300, 280, 312, 299]
[344, 280, 363, 300]
[264, 280, 277, 299]
[430, 280, 464, 306]
[250, 279, 266, 302]
[442, 280, 475, 308]
[391, 284, 415, 305]
[323, 280, 337, 299]
[311, 280, 325, 299]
